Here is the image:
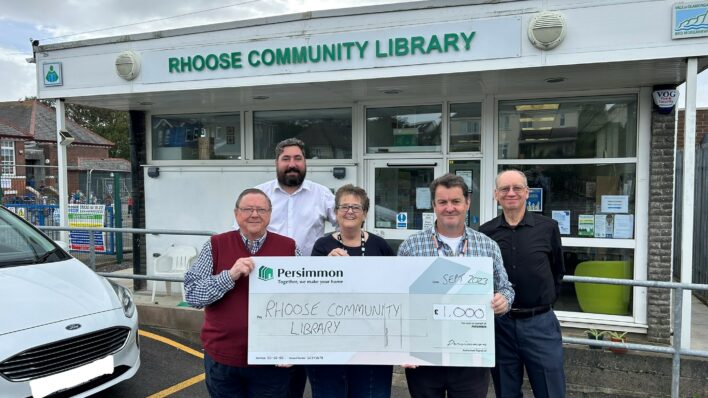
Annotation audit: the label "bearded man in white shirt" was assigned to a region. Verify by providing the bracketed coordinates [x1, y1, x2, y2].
[255, 137, 337, 397]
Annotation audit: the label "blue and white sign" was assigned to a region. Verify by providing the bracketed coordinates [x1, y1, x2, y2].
[396, 212, 408, 229]
[42, 62, 63, 87]
[526, 188, 543, 212]
[673, 2, 708, 39]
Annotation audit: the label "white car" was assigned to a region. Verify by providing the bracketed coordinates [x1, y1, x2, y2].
[0, 206, 140, 397]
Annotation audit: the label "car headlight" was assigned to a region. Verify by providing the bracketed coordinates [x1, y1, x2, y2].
[109, 280, 136, 318]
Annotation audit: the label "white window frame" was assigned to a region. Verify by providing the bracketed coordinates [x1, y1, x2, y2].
[490, 88, 650, 331]
[1, 140, 16, 176]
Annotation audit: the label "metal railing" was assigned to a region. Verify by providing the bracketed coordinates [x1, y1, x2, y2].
[37, 225, 708, 398]
[563, 275, 708, 398]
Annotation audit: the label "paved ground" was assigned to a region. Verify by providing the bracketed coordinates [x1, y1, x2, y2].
[92, 326, 411, 398]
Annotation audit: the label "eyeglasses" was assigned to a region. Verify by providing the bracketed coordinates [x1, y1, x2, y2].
[496, 185, 527, 195]
[336, 204, 364, 214]
[237, 207, 270, 215]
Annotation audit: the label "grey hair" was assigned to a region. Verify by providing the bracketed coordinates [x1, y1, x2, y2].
[235, 188, 272, 209]
[495, 169, 528, 188]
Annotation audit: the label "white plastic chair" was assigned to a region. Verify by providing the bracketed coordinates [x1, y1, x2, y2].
[151, 245, 197, 303]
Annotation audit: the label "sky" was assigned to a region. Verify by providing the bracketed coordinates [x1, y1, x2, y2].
[0, 0, 706, 106]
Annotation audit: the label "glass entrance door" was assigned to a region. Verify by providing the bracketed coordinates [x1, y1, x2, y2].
[366, 159, 444, 241]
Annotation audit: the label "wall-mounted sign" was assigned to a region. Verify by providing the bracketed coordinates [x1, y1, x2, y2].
[42, 62, 63, 87]
[673, 2, 708, 39]
[526, 188, 543, 212]
[396, 212, 408, 229]
[142, 18, 521, 84]
[652, 89, 679, 111]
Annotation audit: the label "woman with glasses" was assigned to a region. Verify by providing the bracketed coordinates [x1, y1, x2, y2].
[307, 184, 395, 398]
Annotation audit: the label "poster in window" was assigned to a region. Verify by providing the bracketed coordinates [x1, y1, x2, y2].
[613, 214, 634, 239]
[551, 210, 570, 235]
[578, 215, 594, 237]
[526, 188, 543, 212]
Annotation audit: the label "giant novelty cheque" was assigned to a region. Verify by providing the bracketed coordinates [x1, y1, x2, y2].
[248, 256, 495, 367]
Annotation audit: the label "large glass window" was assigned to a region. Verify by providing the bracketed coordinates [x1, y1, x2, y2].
[449, 103, 481, 152]
[253, 108, 352, 159]
[1, 141, 16, 175]
[151, 113, 241, 160]
[499, 164, 636, 239]
[498, 95, 637, 159]
[366, 105, 441, 153]
[555, 247, 634, 316]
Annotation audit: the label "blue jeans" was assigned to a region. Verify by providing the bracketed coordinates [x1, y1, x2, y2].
[204, 353, 290, 398]
[306, 364, 393, 398]
[491, 310, 566, 398]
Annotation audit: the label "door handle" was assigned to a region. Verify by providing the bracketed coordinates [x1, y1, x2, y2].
[386, 162, 437, 167]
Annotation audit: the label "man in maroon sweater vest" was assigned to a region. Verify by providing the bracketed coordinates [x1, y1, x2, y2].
[185, 188, 298, 398]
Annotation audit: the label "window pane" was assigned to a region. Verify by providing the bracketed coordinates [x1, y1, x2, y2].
[555, 246, 634, 315]
[152, 113, 241, 160]
[498, 95, 637, 159]
[374, 167, 434, 230]
[253, 108, 352, 159]
[448, 160, 481, 230]
[1, 141, 16, 175]
[449, 103, 481, 152]
[499, 164, 636, 239]
[366, 105, 441, 153]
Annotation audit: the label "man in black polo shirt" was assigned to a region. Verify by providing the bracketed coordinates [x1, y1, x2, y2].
[480, 169, 566, 398]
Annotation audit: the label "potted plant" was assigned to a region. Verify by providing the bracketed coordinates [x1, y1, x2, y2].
[607, 331, 628, 354]
[585, 329, 605, 349]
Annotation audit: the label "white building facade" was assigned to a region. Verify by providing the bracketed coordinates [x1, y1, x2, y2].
[34, 0, 708, 340]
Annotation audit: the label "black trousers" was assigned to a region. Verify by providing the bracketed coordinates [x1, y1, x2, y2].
[405, 366, 489, 398]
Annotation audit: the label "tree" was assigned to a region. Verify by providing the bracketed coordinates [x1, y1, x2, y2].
[65, 104, 130, 159]
[28, 97, 130, 159]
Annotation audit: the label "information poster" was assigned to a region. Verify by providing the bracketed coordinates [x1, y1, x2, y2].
[68, 204, 107, 252]
[526, 188, 543, 212]
[551, 210, 571, 235]
[613, 214, 634, 239]
[578, 215, 595, 237]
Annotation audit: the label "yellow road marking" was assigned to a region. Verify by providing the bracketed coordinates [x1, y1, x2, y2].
[138, 329, 204, 359]
[146, 373, 206, 398]
[138, 329, 206, 397]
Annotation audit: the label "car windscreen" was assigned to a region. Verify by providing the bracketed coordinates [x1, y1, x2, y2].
[0, 208, 67, 267]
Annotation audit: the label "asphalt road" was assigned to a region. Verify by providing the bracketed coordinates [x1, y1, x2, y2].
[92, 327, 411, 397]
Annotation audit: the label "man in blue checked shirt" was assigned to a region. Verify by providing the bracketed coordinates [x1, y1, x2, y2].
[185, 188, 299, 398]
[398, 173, 514, 398]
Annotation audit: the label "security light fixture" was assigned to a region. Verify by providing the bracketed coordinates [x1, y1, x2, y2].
[528, 12, 567, 50]
[115, 51, 141, 81]
[58, 130, 75, 146]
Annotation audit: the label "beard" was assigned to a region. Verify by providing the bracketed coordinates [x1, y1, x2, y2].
[277, 167, 306, 187]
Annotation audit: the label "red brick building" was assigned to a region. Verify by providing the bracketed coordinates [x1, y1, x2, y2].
[0, 100, 127, 203]
[676, 108, 708, 148]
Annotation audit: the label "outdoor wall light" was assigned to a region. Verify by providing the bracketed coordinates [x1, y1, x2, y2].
[528, 11, 567, 50]
[58, 130, 75, 146]
[116, 51, 141, 81]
